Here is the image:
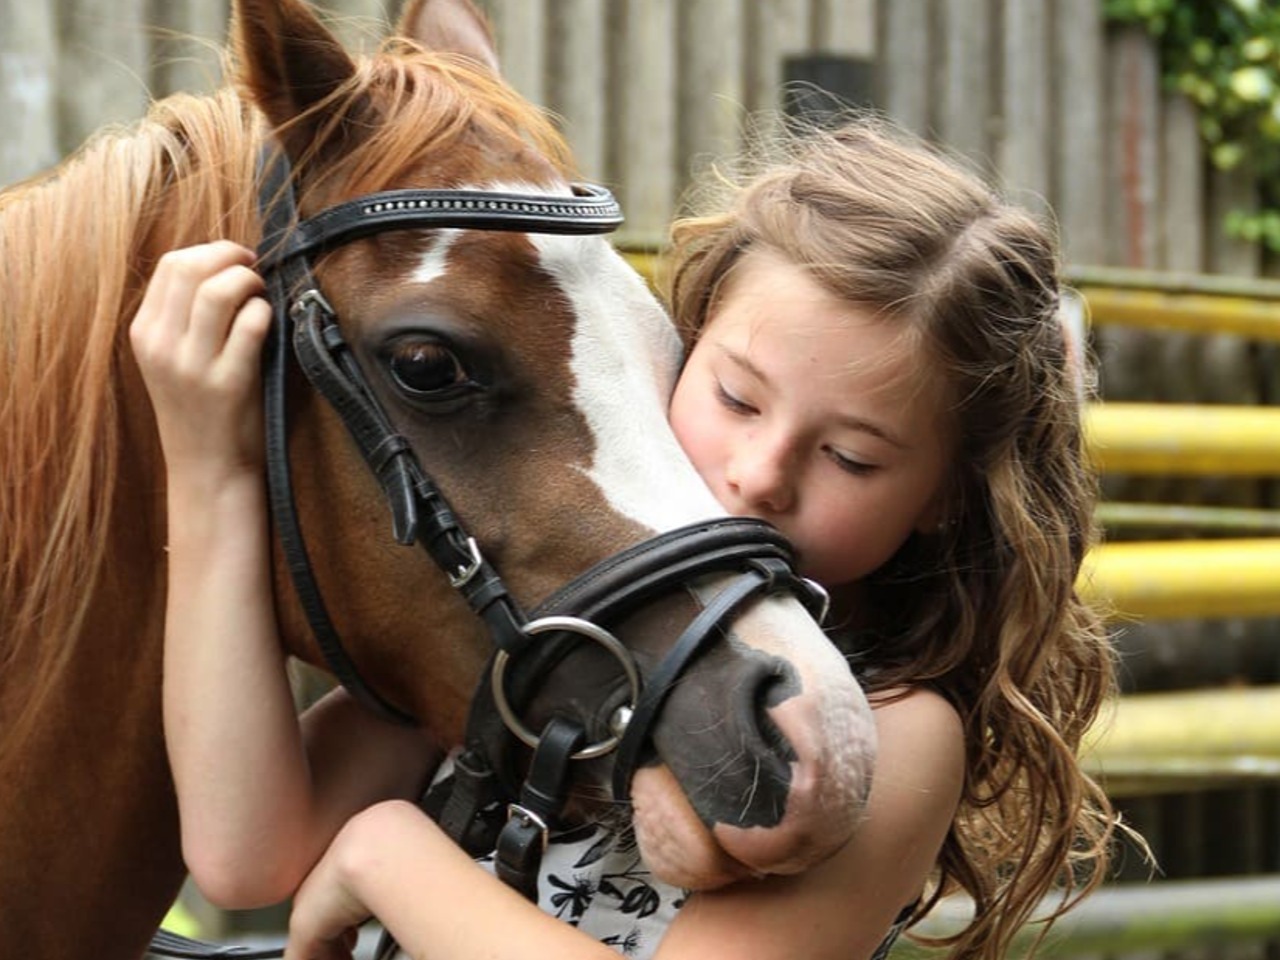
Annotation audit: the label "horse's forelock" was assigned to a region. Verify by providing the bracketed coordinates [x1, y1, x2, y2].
[289, 41, 576, 202]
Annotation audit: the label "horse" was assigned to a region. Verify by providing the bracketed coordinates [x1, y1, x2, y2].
[0, 1, 876, 957]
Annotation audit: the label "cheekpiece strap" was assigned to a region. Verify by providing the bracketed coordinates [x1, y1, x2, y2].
[495, 716, 586, 900]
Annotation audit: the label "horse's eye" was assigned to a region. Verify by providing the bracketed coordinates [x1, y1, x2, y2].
[388, 340, 471, 397]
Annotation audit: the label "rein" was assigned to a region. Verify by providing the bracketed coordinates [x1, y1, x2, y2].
[149, 147, 825, 959]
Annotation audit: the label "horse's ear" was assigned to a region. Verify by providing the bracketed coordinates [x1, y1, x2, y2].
[394, 0, 500, 73]
[232, 0, 368, 162]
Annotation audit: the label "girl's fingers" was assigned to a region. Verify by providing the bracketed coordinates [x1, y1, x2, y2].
[220, 296, 273, 375]
[134, 241, 256, 347]
[185, 264, 268, 363]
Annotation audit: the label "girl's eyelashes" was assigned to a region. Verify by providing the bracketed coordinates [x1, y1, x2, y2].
[715, 380, 757, 415]
[715, 376, 878, 476]
[826, 447, 876, 476]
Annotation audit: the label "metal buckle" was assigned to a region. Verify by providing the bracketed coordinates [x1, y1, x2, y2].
[288, 287, 335, 321]
[802, 577, 831, 624]
[448, 536, 483, 588]
[506, 803, 550, 854]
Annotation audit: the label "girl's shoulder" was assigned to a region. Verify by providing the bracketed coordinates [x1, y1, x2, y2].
[867, 684, 966, 811]
[868, 684, 964, 740]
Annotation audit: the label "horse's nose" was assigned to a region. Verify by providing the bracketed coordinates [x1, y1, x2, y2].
[651, 645, 802, 829]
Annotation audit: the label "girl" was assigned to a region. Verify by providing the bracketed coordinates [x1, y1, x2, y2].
[131, 118, 1124, 960]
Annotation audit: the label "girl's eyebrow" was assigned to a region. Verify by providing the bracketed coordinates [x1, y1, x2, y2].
[720, 346, 908, 449]
[720, 346, 766, 383]
[832, 412, 907, 449]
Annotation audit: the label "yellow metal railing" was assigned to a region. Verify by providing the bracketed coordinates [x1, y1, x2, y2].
[1085, 404, 1280, 476]
[1071, 264, 1280, 342]
[1081, 539, 1280, 620]
[893, 875, 1280, 958]
[1084, 686, 1280, 796]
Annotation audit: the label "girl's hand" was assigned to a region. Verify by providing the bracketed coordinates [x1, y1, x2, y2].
[129, 241, 272, 484]
[284, 815, 378, 960]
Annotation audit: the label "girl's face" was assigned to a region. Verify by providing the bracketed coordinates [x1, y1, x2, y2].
[669, 248, 955, 589]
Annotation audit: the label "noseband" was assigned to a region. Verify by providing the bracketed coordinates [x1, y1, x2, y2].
[254, 147, 828, 903]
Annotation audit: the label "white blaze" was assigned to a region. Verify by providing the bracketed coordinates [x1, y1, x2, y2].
[410, 228, 460, 284]
[530, 232, 725, 531]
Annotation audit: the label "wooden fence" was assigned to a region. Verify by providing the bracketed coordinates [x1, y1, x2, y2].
[4, 0, 1278, 956]
[2, 0, 1272, 276]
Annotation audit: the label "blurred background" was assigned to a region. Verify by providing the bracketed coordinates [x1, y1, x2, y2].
[4, 0, 1278, 956]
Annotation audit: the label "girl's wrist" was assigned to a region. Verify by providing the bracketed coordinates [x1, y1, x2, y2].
[322, 802, 415, 915]
[166, 463, 263, 503]
[165, 469, 266, 544]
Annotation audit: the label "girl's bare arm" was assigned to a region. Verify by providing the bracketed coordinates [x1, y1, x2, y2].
[132, 242, 438, 908]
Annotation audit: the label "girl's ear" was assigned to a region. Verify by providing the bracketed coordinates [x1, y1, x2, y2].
[394, 0, 500, 73]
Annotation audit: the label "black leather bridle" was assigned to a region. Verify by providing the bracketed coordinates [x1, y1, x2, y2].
[254, 147, 829, 898]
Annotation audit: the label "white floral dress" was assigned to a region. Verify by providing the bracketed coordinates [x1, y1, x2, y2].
[398, 756, 911, 960]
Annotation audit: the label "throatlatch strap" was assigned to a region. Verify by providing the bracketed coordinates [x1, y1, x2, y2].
[496, 717, 586, 900]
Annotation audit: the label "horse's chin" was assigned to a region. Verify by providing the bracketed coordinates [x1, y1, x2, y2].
[630, 765, 759, 890]
[629, 758, 860, 890]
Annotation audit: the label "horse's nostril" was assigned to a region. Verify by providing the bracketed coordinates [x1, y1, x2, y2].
[652, 647, 806, 830]
[751, 670, 799, 763]
[740, 660, 800, 764]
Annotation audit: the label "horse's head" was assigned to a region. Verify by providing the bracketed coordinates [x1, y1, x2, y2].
[237, 0, 875, 888]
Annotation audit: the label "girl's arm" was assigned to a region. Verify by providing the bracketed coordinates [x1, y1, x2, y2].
[131, 243, 438, 909]
[283, 686, 964, 960]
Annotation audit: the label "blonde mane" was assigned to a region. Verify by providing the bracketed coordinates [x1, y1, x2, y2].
[0, 38, 572, 746]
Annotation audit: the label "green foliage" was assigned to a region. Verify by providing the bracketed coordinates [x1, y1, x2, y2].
[1103, 0, 1280, 252]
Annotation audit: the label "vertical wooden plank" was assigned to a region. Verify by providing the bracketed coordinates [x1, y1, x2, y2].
[612, 0, 677, 245]
[0, 0, 60, 184]
[678, 0, 744, 195]
[744, 0, 809, 123]
[484, 0, 546, 105]
[1199, 167, 1263, 516]
[1206, 168, 1262, 280]
[878, 0, 933, 137]
[1154, 93, 1206, 513]
[1097, 26, 1162, 507]
[999, 0, 1051, 216]
[1159, 94, 1203, 272]
[1104, 25, 1160, 268]
[939, 0, 994, 173]
[56, 0, 151, 152]
[814, 0, 875, 57]
[1053, 0, 1105, 267]
[546, 0, 608, 181]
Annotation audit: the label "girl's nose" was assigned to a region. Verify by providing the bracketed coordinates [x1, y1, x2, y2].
[725, 435, 796, 514]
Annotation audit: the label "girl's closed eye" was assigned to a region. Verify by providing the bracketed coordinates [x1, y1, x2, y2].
[826, 446, 876, 476]
[715, 380, 757, 415]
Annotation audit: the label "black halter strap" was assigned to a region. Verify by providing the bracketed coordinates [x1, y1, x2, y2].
[423, 520, 827, 872]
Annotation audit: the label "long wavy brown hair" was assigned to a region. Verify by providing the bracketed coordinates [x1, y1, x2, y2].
[664, 117, 1131, 960]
